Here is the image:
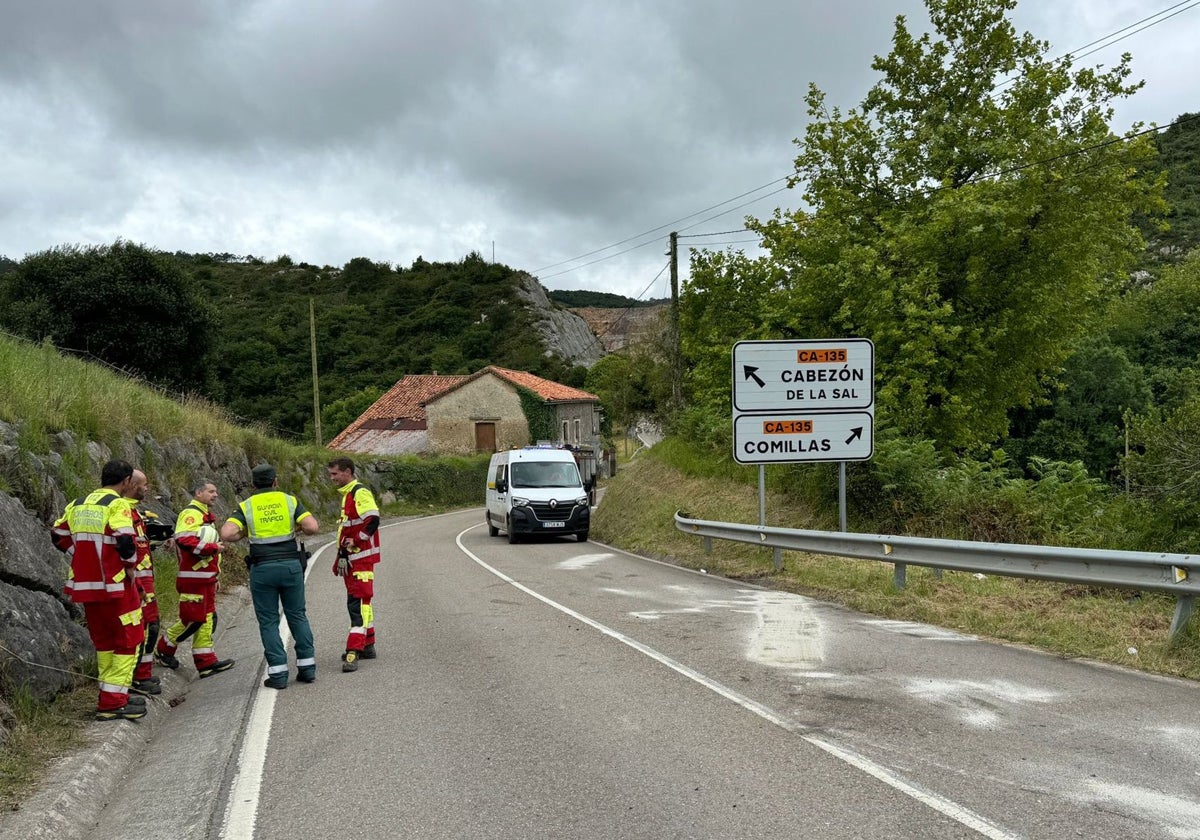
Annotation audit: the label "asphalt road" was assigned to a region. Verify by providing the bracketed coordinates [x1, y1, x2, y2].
[85, 509, 1200, 839]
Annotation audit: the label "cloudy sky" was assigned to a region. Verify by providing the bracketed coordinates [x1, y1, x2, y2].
[1, 1, 1196, 299]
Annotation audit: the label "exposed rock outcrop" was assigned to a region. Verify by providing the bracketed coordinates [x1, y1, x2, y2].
[515, 274, 605, 367]
[0, 580, 92, 704]
[570, 304, 669, 353]
[0, 492, 72, 603]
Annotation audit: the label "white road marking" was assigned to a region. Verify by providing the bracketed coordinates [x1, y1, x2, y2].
[219, 540, 333, 840]
[218, 511, 447, 840]
[456, 525, 1019, 840]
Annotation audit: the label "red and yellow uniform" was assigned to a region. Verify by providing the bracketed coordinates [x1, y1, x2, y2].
[53, 490, 144, 713]
[130, 506, 160, 684]
[156, 500, 221, 670]
[334, 479, 380, 656]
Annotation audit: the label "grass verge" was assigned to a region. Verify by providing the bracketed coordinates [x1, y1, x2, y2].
[592, 448, 1200, 681]
[0, 684, 93, 812]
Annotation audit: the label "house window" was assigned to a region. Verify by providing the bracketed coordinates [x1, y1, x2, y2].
[573, 418, 580, 443]
[561, 420, 569, 443]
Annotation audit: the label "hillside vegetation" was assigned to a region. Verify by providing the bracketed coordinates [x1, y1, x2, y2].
[0, 251, 591, 440]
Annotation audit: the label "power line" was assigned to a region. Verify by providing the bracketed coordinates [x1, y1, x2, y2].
[539, 3, 1193, 283]
[678, 229, 749, 239]
[575, 260, 672, 354]
[993, 1, 1198, 93]
[954, 112, 1200, 188]
[676, 187, 790, 235]
[531, 177, 787, 274]
[1071, 2, 1199, 64]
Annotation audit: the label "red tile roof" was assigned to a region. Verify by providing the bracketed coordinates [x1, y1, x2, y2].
[327, 367, 598, 450]
[449, 366, 599, 404]
[327, 374, 466, 449]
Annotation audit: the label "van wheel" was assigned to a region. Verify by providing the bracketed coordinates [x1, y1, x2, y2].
[576, 531, 589, 543]
[487, 515, 499, 537]
[507, 518, 520, 544]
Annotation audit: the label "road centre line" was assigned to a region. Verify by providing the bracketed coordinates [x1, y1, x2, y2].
[456, 525, 1018, 840]
[218, 514, 425, 840]
[218, 538, 332, 840]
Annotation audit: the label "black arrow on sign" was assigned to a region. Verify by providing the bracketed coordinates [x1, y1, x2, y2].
[845, 427, 863, 445]
[743, 365, 765, 388]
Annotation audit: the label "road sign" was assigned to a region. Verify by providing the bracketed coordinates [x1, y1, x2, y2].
[733, 339, 874, 413]
[733, 411, 874, 464]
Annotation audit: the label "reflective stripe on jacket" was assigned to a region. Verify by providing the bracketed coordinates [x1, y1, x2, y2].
[57, 490, 136, 604]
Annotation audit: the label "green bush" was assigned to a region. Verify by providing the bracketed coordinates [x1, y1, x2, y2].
[381, 455, 490, 509]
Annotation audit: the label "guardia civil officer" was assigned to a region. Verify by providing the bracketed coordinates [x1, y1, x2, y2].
[220, 463, 319, 689]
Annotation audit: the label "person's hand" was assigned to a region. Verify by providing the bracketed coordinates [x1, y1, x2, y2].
[333, 553, 349, 576]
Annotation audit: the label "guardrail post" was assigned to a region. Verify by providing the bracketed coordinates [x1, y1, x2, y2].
[1168, 595, 1195, 643]
[773, 547, 782, 571]
[702, 536, 712, 555]
[893, 562, 906, 590]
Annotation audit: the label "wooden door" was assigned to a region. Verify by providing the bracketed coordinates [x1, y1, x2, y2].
[475, 422, 497, 453]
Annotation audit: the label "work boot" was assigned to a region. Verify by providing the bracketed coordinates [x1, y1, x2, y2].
[198, 659, 235, 678]
[124, 693, 147, 706]
[95, 703, 147, 721]
[297, 667, 316, 683]
[361, 644, 376, 660]
[262, 677, 288, 690]
[132, 678, 162, 695]
[155, 650, 180, 670]
[341, 652, 359, 673]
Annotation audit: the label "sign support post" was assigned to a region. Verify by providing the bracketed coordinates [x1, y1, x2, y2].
[839, 461, 847, 532]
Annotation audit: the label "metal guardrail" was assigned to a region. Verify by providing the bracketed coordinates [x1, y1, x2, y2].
[674, 511, 1199, 641]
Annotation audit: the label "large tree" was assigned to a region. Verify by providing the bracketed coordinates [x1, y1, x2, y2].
[0, 241, 218, 391]
[684, 0, 1164, 451]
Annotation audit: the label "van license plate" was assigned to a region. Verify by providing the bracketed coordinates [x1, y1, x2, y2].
[543, 522, 565, 528]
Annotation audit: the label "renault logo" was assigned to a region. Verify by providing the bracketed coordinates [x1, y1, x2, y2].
[549, 499, 558, 509]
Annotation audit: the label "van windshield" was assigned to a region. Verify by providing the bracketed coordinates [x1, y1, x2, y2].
[510, 461, 582, 489]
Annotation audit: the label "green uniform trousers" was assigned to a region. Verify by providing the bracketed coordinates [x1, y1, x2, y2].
[248, 558, 316, 685]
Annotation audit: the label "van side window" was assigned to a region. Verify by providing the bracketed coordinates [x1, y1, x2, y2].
[497, 465, 507, 486]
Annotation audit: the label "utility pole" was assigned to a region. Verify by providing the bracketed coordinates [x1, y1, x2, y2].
[310, 297, 322, 447]
[669, 231, 682, 411]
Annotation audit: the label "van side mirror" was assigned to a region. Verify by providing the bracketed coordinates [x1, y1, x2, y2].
[496, 478, 507, 493]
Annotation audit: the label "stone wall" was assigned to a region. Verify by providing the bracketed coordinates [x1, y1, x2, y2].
[426, 377, 528, 454]
[551, 402, 601, 448]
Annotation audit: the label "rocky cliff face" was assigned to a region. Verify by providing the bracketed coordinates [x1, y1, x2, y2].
[514, 273, 606, 368]
[569, 304, 669, 353]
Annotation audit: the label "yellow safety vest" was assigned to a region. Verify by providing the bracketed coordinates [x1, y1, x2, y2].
[238, 490, 300, 561]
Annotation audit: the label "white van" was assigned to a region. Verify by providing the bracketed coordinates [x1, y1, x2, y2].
[486, 446, 591, 543]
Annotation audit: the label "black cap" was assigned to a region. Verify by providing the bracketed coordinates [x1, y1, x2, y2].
[251, 463, 277, 487]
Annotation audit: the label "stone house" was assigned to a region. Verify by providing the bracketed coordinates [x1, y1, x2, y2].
[328, 366, 601, 456]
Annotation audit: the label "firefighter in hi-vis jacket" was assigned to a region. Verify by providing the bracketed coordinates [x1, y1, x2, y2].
[52, 459, 147, 721]
[326, 457, 381, 673]
[155, 479, 235, 678]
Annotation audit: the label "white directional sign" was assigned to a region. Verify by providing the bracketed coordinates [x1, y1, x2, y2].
[733, 339, 874, 413]
[733, 411, 874, 464]
[732, 339, 875, 465]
